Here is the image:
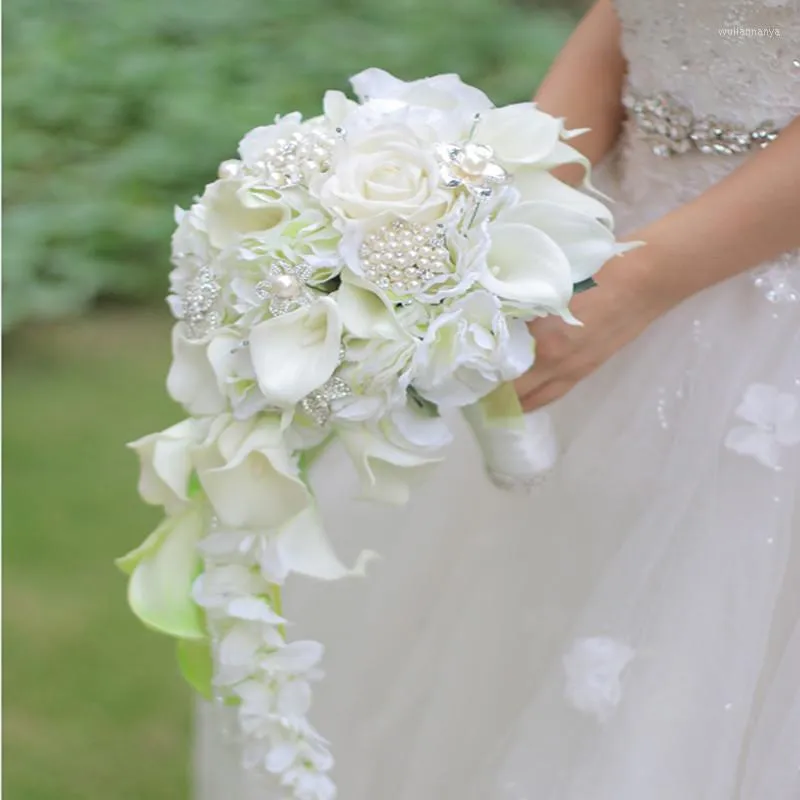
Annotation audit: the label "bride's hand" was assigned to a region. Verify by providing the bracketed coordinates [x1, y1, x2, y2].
[515, 251, 667, 412]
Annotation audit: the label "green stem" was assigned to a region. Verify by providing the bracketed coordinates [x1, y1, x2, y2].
[268, 583, 286, 640]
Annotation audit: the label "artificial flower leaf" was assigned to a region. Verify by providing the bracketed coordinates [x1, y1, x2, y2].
[177, 638, 213, 699]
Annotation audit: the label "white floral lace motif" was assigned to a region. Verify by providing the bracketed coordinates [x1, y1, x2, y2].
[725, 383, 800, 470]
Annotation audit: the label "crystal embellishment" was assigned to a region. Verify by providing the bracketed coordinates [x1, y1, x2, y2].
[359, 220, 451, 298]
[623, 90, 780, 157]
[255, 258, 316, 316]
[177, 266, 222, 340]
[753, 254, 800, 304]
[299, 376, 351, 426]
[435, 141, 510, 198]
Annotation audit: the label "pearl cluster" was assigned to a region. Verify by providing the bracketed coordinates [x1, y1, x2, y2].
[256, 127, 339, 189]
[255, 258, 315, 316]
[177, 266, 222, 340]
[359, 220, 451, 297]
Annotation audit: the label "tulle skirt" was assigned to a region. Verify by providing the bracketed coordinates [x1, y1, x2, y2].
[195, 134, 800, 799]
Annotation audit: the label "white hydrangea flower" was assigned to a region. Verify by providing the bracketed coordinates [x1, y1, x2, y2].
[412, 290, 535, 409]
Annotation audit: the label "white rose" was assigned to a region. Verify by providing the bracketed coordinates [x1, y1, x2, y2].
[249, 297, 343, 407]
[412, 290, 534, 408]
[318, 123, 450, 226]
[192, 414, 311, 531]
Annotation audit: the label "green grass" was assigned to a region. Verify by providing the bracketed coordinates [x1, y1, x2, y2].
[3, 310, 192, 800]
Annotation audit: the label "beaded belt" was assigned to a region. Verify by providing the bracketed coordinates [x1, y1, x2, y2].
[622, 89, 780, 157]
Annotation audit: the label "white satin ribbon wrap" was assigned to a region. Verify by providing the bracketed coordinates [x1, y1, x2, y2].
[462, 384, 559, 490]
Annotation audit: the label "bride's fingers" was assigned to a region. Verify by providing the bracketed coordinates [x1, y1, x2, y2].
[514, 367, 550, 403]
[520, 378, 575, 412]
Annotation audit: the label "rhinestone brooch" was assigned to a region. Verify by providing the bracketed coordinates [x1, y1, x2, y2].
[299, 376, 351, 426]
[177, 266, 222, 340]
[623, 90, 780, 157]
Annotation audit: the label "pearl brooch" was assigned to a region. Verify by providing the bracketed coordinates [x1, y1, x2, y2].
[359, 220, 451, 298]
[435, 141, 510, 199]
[255, 127, 339, 189]
[255, 258, 316, 316]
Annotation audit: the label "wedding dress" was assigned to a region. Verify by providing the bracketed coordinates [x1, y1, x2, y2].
[195, 1, 800, 797]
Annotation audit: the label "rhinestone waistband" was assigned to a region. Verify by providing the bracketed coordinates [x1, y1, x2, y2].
[622, 89, 780, 157]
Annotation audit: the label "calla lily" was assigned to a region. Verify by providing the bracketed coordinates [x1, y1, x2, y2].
[203, 179, 292, 249]
[477, 103, 563, 166]
[479, 221, 573, 309]
[128, 419, 207, 512]
[116, 501, 207, 639]
[167, 324, 227, 416]
[498, 201, 642, 284]
[249, 297, 343, 407]
[336, 280, 410, 341]
[336, 418, 446, 504]
[193, 415, 311, 531]
[512, 169, 614, 226]
[536, 136, 610, 200]
[276, 506, 376, 580]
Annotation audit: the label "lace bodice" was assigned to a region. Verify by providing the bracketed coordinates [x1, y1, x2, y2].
[613, 0, 800, 129]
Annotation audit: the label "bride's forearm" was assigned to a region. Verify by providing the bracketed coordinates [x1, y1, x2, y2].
[534, 0, 627, 184]
[608, 116, 800, 309]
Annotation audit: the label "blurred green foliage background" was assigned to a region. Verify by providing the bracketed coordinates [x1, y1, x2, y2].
[3, 0, 577, 330]
[3, 1, 582, 797]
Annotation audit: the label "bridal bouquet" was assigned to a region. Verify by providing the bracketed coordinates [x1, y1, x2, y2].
[119, 69, 632, 799]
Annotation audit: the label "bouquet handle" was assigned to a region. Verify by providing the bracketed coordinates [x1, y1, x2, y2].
[461, 382, 559, 491]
